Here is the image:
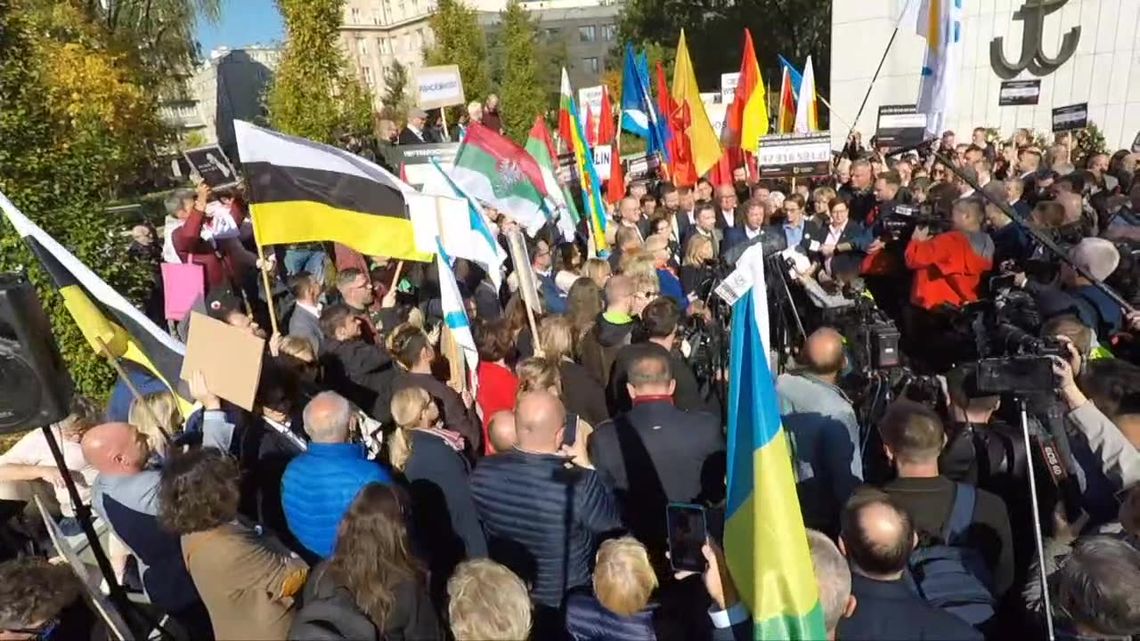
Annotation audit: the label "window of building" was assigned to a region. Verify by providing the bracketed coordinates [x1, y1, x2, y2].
[372, 9, 382, 24]
[602, 24, 616, 41]
[584, 57, 599, 73]
[377, 37, 385, 54]
[543, 27, 560, 38]
[362, 66, 375, 86]
[398, 0, 406, 17]
[578, 25, 595, 42]
[350, 7, 361, 22]
[356, 38, 368, 56]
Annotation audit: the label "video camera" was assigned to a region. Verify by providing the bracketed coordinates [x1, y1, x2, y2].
[962, 288, 1065, 395]
[879, 202, 951, 239]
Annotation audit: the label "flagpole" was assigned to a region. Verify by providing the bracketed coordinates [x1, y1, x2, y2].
[389, 260, 404, 295]
[254, 242, 280, 336]
[94, 336, 172, 443]
[440, 108, 451, 142]
[435, 197, 466, 394]
[843, 0, 917, 152]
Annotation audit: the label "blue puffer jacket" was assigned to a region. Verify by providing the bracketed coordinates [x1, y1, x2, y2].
[282, 443, 392, 558]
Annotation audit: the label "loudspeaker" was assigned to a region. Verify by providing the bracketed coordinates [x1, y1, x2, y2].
[0, 273, 74, 433]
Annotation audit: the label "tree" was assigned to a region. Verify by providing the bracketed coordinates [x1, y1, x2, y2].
[382, 59, 409, 113]
[268, 0, 374, 143]
[425, 0, 490, 121]
[619, 0, 830, 102]
[495, 0, 545, 142]
[0, 0, 161, 399]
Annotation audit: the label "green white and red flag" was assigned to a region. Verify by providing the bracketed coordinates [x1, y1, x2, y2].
[450, 122, 550, 235]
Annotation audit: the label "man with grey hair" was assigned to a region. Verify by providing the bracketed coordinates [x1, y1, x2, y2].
[806, 529, 855, 640]
[1047, 536, 1140, 638]
[399, 107, 430, 145]
[482, 94, 503, 134]
[467, 100, 483, 123]
[281, 391, 392, 558]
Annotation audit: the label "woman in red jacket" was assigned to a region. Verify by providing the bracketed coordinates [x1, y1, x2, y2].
[473, 319, 518, 455]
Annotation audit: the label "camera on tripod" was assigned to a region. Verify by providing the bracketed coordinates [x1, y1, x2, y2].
[880, 202, 950, 239]
[975, 322, 1066, 396]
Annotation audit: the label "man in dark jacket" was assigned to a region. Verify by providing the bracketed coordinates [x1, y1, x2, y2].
[607, 296, 705, 415]
[318, 304, 397, 423]
[590, 351, 724, 570]
[471, 391, 621, 635]
[836, 489, 983, 641]
[580, 275, 640, 386]
[879, 401, 1015, 600]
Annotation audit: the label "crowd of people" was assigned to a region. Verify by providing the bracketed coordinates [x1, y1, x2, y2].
[1, 115, 1140, 641]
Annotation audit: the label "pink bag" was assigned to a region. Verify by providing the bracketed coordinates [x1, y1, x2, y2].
[162, 262, 205, 321]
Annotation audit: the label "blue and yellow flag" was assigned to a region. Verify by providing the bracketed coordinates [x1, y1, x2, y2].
[725, 262, 826, 639]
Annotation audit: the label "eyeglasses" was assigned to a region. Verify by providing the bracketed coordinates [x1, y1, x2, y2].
[634, 291, 659, 299]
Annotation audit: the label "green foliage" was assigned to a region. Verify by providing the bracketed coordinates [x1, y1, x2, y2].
[619, 0, 830, 97]
[382, 59, 410, 113]
[0, 0, 155, 401]
[268, 0, 375, 143]
[496, 0, 545, 142]
[425, 0, 491, 122]
[1072, 122, 1107, 167]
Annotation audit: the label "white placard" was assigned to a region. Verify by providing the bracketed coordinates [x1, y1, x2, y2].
[413, 64, 466, 110]
[578, 85, 605, 140]
[700, 93, 729, 141]
[593, 144, 612, 178]
[721, 72, 741, 104]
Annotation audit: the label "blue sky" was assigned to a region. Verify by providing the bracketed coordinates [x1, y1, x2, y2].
[196, 0, 284, 53]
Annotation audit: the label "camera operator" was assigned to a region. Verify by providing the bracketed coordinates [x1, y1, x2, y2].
[938, 365, 1026, 489]
[900, 198, 993, 371]
[860, 171, 912, 324]
[1015, 237, 1123, 342]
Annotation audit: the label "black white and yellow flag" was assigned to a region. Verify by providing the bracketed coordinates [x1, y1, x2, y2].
[0, 192, 192, 414]
[234, 120, 432, 262]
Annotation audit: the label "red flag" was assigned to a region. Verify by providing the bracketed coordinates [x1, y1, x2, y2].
[597, 86, 615, 145]
[655, 61, 694, 187]
[723, 29, 769, 151]
[584, 104, 598, 146]
[529, 114, 558, 163]
[606, 143, 625, 205]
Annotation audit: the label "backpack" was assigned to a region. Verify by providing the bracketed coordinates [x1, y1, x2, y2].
[906, 483, 996, 626]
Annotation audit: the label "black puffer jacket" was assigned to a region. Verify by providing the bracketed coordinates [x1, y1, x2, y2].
[579, 312, 637, 387]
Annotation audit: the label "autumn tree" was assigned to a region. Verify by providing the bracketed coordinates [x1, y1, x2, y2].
[425, 0, 490, 121]
[268, 0, 374, 142]
[0, 0, 166, 397]
[381, 59, 410, 115]
[495, 0, 545, 142]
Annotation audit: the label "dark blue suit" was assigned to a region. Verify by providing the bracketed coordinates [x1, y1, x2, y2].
[722, 226, 764, 256]
[836, 574, 983, 640]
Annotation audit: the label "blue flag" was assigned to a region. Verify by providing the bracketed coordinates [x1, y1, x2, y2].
[620, 45, 669, 160]
[778, 54, 803, 98]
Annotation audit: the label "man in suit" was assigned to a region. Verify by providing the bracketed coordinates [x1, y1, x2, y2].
[836, 489, 982, 641]
[713, 184, 740, 229]
[682, 202, 723, 257]
[615, 196, 649, 241]
[398, 107, 431, 145]
[775, 193, 821, 256]
[722, 198, 767, 256]
[287, 272, 323, 353]
[589, 350, 725, 570]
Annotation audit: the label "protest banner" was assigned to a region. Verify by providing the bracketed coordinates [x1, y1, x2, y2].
[578, 85, 605, 139]
[396, 142, 461, 188]
[875, 104, 928, 150]
[721, 72, 741, 105]
[413, 64, 466, 110]
[1052, 103, 1088, 132]
[622, 152, 661, 181]
[593, 144, 612, 178]
[755, 132, 832, 178]
[181, 311, 264, 411]
[999, 79, 1041, 106]
[183, 144, 239, 188]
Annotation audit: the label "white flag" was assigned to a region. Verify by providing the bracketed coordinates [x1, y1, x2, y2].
[793, 56, 818, 133]
[916, 0, 964, 136]
[436, 240, 479, 376]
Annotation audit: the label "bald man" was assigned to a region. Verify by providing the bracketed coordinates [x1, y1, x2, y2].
[714, 183, 739, 229]
[486, 410, 517, 453]
[776, 327, 861, 535]
[837, 490, 982, 640]
[470, 391, 621, 621]
[83, 404, 233, 634]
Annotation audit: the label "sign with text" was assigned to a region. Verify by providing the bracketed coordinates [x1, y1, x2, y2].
[556, 152, 580, 186]
[700, 92, 728, 141]
[413, 64, 466, 110]
[1052, 102, 1088, 132]
[623, 152, 661, 181]
[755, 133, 832, 178]
[998, 79, 1041, 106]
[593, 144, 612, 178]
[183, 144, 239, 188]
[396, 142, 460, 187]
[875, 104, 928, 150]
[720, 72, 741, 105]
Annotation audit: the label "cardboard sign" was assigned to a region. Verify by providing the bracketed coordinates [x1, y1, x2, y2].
[721, 72, 741, 105]
[34, 497, 131, 641]
[756, 132, 832, 178]
[1052, 103, 1088, 132]
[180, 311, 265, 411]
[413, 64, 466, 110]
[593, 144, 612, 177]
[875, 104, 928, 150]
[161, 262, 205, 321]
[998, 79, 1041, 106]
[396, 142, 461, 188]
[183, 145, 239, 188]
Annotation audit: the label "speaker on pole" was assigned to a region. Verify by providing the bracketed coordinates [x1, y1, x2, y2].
[0, 273, 73, 433]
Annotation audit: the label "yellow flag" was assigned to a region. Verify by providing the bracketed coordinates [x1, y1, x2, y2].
[671, 30, 723, 180]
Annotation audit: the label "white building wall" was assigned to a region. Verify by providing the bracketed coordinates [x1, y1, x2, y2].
[829, 0, 1140, 149]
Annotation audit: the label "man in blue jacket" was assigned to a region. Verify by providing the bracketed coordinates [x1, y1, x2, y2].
[471, 390, 621, 636]
[282, 391, 392, 558]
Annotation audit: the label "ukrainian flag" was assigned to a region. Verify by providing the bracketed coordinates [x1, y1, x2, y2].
[725, 258, 826, 639]
[560, 68, 609, 254]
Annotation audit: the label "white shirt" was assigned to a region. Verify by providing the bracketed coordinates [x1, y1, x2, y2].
[721, 208, 735, 227]
[744, 226, 763, 240]
[0, 427, 96, 516]
[295, 300, 321, 319]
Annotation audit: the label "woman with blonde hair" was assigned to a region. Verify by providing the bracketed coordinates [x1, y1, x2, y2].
[564, 537, 662, 640]
[387, 387, 486, 600]
[129, 391, 182, 460]
[447, 559, 532, 641]
[679, 234, 715, 300]
[515, 356, 594, 441]
[583, 258, 612, 289]
[537, 316, 608, 426]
